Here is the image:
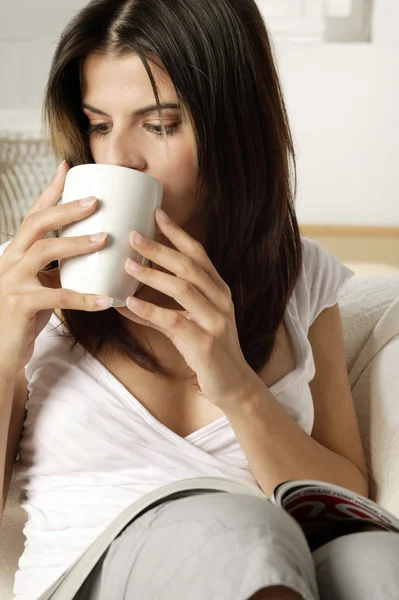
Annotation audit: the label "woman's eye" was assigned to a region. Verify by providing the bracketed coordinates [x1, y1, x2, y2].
[87, 123, 109, 137]
[87, 122, 182, 138]
[143, 123, 182, 137]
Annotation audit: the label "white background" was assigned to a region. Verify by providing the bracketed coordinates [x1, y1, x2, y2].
[0, 0, 398, 225]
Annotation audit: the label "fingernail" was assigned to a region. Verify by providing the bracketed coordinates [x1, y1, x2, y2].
[96, 297, 113, 308]
[127, 297, 143, 310]
[90, 232, 107, 243]
[80, 196, 97, 207]
[156, 208, 170, 222]
[127, 258, 142, 271]
[57, 160, 66, 173]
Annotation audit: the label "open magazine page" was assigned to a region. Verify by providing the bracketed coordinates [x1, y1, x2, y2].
[272, 480, 399, 551]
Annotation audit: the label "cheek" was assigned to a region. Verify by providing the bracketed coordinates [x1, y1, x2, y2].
[180, 146, 197, 172]
[167, 145, 198, 192]
[89, 138, 102, 162]
[156, 146, 198, 227]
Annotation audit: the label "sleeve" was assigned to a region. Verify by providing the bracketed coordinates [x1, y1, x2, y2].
[301, 236, 355, 328]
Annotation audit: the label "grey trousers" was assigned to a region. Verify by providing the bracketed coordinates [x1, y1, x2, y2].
[74, 492, 399, 600]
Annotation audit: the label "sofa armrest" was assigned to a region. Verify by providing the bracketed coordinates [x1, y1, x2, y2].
[351, 334, 399, 517]
[339, 275, 399, 373]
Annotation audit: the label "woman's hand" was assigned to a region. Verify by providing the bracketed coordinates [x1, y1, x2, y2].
[0, 162, 112, 375]
[115, 208, 262, 410]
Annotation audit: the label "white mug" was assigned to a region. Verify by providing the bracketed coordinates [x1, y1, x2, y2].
[59, 164, 163, 306]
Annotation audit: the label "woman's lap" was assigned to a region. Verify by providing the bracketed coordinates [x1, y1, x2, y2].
[73, 492, 399, 600]
[313, 530, 399, 600]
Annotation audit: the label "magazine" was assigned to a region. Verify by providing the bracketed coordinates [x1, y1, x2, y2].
[37, 476, 399, 600]
[272, 479, 399, 551]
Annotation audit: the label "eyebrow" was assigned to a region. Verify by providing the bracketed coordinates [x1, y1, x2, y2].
[81, 103, 181, 117]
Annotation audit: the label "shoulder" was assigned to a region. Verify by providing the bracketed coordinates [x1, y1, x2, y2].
[291, 237, 355, 333]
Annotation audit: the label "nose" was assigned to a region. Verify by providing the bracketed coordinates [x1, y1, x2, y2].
[101, 130, 147, 172]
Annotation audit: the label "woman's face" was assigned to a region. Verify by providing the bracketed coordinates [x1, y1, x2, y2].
[81, 52, 205, 246]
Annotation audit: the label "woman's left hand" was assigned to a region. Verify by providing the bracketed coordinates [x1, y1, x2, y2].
[115, 208, 262, 410]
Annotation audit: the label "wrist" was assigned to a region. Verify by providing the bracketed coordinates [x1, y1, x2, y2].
[217, 376, 265, 416]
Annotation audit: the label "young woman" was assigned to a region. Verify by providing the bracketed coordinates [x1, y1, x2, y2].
[1, 1, 398, 599]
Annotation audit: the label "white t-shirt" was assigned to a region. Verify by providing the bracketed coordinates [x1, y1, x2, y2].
[0, 238, 355, 600]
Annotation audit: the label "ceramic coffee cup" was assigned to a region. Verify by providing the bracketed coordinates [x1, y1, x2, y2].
[59, 164, 163, 306]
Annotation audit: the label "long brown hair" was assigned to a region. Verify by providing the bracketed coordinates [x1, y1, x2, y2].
[42, 0, 302, 381]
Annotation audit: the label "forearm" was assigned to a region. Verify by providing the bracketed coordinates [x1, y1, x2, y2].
[223, 383, 369, 499]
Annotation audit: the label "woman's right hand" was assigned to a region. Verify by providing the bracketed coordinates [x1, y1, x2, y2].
[0, 161, 112, 375]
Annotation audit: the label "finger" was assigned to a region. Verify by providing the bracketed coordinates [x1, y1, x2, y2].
[114, 304, 164, 331]
[130, 233, 231, 314]
[154, 209, 228, 291]
[20, 286, 114, 315]
[10, 196, 99, 256]
[20, 230, 108, 277]
[125, 298, 207, 348]
[27, 160, 70, 216]
[125, 259, 222, 331]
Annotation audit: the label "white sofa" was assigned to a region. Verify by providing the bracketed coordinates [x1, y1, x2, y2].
[1, 273, 399, 599]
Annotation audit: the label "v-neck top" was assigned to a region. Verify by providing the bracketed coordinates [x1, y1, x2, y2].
[3, 237, 354, 600]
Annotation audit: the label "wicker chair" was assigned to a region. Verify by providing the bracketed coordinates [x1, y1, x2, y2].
[0, 133, 57, 243]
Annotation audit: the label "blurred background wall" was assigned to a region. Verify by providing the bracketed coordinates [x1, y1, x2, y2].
[0, 0, 398, 268]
